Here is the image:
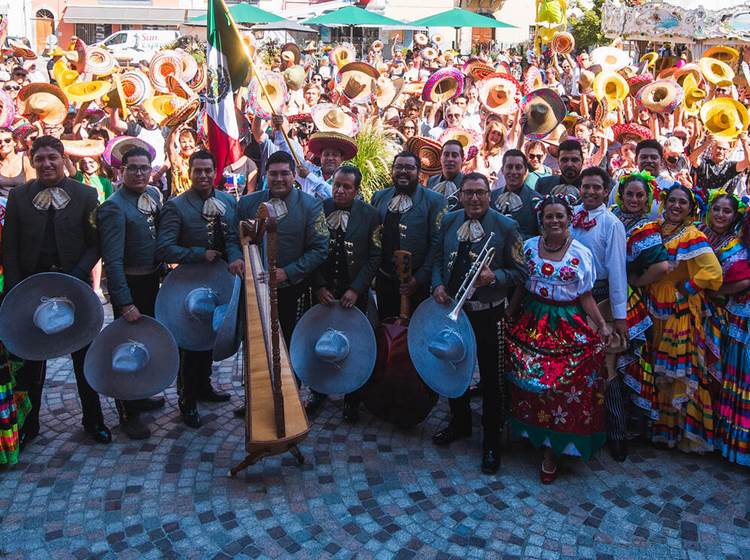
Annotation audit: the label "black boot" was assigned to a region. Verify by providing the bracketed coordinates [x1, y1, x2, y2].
[432, 423, 471, 446]
[116, 400, 151, 440]
[179, 399, 202, 429]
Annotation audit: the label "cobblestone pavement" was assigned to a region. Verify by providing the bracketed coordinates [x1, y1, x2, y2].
[1, 344, 749, 559]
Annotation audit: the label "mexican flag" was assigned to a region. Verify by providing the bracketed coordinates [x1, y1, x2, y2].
[206, 0, 249, 184]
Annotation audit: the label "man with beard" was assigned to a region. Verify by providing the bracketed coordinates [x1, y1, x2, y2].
[490, 150, 542, 240]
[97, 147, 165, 440]
[237, 150, 329, 414]
[314, 164, 381, 422]
[297, 131, 354, 200]
[535, 139, 584, 199]
[432, 172, 527, 474]
[156, 150, 244, 429]
[372, 151, 446, 320]
[2, 135, 110, 445]
[427, 140, 465, 209]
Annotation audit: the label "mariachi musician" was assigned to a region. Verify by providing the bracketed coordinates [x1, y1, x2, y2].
[155, 150, 244, 429]
[431, 172, 527, 474]
[313, 163, 382, 422]
[237, 150, 329, 414]
[371, 151, 446, 319]
[1, 135, 110, 445]
[97, 146, 165, 440]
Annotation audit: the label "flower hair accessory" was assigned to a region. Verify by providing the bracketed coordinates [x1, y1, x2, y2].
[660, 182, 705, 217]
[616, 171, 659, 211]
[705, 188, 749, 226]
[533, 192, 576, 215]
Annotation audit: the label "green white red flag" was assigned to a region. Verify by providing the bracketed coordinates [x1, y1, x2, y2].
[206, 0, 249, 184]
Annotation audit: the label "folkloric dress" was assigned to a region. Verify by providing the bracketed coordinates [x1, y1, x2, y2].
[643, 220, 723, 452]
[507, 238, 606, 460]
[613, 208, 668, 420]
[0, 222, 31, 465]
[700, 226, 750, 466]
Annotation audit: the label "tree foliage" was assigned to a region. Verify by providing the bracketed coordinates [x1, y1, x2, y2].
[570, 0, 605, 52]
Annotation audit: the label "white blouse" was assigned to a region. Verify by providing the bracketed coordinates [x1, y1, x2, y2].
[524, 237, 596, 302]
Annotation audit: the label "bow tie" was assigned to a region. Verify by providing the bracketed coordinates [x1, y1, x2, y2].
[387, 193, 413, 214]
[494, 191, 523, 214]
[432, 180, 457, 198]
[201, 196, 227, 221]
[32, 187, 70, 211]
[326, 209, 350, 232]
[137, 192, 159, 216]
[457, 219, 485, 242]
[268, 198, 288, 221]
[572, 209, 597, 230]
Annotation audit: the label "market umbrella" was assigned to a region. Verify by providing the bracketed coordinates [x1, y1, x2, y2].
[304, 6, 406, 44]
[189, 3, 284, 24]
[409, 8, 515, 49]
[253, 20, 317, 34]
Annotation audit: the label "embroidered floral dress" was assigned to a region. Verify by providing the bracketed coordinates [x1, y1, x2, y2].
[0, 223, 30, 465]
[507, 238, 606, 460]
[613, 209, 668, 419]
[700, 227, 750, 466]
[643, 220, 723, 452]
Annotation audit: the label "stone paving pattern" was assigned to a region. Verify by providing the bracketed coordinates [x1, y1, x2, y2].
[0, 341, 749, 559]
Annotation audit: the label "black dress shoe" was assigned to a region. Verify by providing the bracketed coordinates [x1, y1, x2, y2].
[233, 405, 246, 418]
[432, 424, 471, 446]
[128, 397, 166, 412]
[84, 422, 112, 444]
[196, 386, 231, 403]
[304, 392, 326, 416]
[343, 401, 359, 424]
[481, 448, 501, 474]
[608, 439, 628, 462]
[181, 408, 202, 429]
[121, 415, 151, 440]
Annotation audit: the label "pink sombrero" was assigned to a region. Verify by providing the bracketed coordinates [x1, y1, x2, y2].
[247, 72, 288, 120]
[422, 67, 465, 103]
[104, 136, 156, 168]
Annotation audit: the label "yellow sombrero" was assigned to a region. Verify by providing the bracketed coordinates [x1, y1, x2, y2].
[682, 73, 706, 116]
[53, 58, 79, 88]
[143, 94, 199, 128]
[699, 57, 735, 85]
[700, 98, 749, 140]
[593, 71, 630, 105]
[64, 81, 111, 104]
[704, 46, 740, 65]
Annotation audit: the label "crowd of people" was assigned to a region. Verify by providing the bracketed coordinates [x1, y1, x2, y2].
[0, 31, 749, 484]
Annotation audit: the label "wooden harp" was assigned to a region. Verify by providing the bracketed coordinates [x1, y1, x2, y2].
[229, 202, 310, 476]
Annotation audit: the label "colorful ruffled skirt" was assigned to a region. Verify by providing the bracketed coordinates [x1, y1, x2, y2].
[620, 286, 658, 419]
[649, 290, 717, 453]
[716, 309, 750, 466]
[506, 297, 606, 460]
[0, 343, 30, 466]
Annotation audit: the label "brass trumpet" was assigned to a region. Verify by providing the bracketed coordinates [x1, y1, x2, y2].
[447, 232, 496, 322]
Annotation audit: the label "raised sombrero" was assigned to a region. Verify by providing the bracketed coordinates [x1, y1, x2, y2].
[104, 136, 156, 168]
[63, 80, 111, 104]
[477, 73, 520, 115]
[86, 47, 116, 77]
[177, 50, 199, 82]
[281, 42, 301, 65]
[405, 136, 441, 175]
[308, 131, 358, 161]
[336, 61, 379, 103]
[119, 70, 152, 105]
[144, 94, 199, 128]
[329, 44, 356, 70]
[18, 83, 69, 125]
[704, 45, 740, 65]
[612, 123, 651, 144]
[521, 88, 567, 140]
[52, 58, 79, 88]
[187, 64, 208, 93]
[374, 76, 402, 109]
[149, 50, 183, 93]
[463, 59, 495, 82]
[523, 65, 545, 95]
[247, 71, 288, 120]
[311, 103, 359, 137]
[438, 128, 480, 151]
[636, 79, 683, 113]
[166, 74, 196, 100]
[61, 138, 106, 158]
[422, 67, 465, 103]
[9, 39, 36, 61]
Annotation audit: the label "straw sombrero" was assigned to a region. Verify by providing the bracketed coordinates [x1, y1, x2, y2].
[438, 128, 481, 151]
[414, 33, 429, 47]
[636, 79, 684, 113]
[405, 136, 441, 174]
[177, 50, 199, 82]
[551, 32, 574, 55]
[281, 42, 301, 65]
[520, 88, 567, 139]
[9, 39, 36, 60]
[311, 103, 359, 137]
[590, 46, 630, 72]
[18, 83, 69, 125]
[283, 65, 306, 91]
[463, 59, 495, 82]
[86, 47, 116, 77]
[143, 94, 199, 128]
[329, 44, 356, 70]
[422, 67, 465, 103]
[336, 61, 379, 103]
[61, 138, 106, 158]
[374, 76, 402, 109]
[149, 50, 183, 92]
[247, 71, 288, 120]
[308, 131, 358, 161]
[477, 73, 519, 115]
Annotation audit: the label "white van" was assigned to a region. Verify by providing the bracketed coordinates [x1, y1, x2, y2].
[96, 30, 179, 64]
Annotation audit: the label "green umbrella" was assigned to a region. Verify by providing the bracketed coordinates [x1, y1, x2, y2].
[409, 8, 514, 52]
[189, 3, 284, 24]
[304, 6, 405, 45]
[409, 8, 515, 29]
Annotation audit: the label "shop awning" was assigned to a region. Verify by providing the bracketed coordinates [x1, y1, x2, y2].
[62, 6, 188, 25]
